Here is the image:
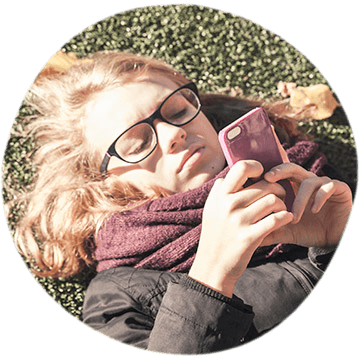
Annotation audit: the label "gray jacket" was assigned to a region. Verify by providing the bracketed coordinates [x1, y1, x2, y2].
[83, 247, 332, 354]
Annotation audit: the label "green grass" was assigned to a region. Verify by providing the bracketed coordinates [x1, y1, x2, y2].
[2, 4, 357, 320]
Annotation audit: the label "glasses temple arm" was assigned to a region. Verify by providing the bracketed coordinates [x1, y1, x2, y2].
[100, 153, 111, 174]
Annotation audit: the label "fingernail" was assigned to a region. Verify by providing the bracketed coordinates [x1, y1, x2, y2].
[265, 170, 276, 179]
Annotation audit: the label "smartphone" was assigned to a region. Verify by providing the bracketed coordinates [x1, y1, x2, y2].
[218, 107, 295, 211]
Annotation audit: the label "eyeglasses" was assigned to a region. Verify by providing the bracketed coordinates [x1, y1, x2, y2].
[99, 82, 201, 173]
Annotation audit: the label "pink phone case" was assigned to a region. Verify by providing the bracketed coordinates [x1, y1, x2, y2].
[219, 107, 295, 211]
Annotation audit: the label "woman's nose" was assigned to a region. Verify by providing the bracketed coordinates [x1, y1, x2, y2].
[155, 121, 187, 153]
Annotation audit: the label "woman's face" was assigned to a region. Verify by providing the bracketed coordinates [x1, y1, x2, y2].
[85, 74, 226, 195]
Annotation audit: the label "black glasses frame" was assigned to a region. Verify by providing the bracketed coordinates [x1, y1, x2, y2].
[99, 82, 201, 173]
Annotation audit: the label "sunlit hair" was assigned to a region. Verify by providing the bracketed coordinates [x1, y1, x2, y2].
[11, 51, 302, 278]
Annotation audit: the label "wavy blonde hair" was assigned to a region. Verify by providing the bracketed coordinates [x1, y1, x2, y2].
[11, 51, 303, 278]
[13, 51, 190, 277]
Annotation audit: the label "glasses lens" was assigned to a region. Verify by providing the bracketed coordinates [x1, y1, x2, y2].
[115, 123, 157, 163]
[161, 88, 200, 125]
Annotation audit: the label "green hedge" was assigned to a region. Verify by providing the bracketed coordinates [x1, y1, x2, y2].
[2, 5, 357, 320]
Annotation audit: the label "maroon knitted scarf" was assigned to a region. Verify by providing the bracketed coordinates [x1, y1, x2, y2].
[95, 140, 327, 273]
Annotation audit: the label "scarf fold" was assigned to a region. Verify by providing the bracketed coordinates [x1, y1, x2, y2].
[95, 140, 327, 273]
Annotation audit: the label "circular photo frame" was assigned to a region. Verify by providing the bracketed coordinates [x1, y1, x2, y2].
[2, 3, 357, 357]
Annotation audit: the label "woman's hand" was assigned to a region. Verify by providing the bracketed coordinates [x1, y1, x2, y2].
[263, 163, 353, 248]
[189, 160, 294, 297]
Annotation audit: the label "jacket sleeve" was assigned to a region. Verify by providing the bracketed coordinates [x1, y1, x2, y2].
[83, 271, 254, 354]
[148, 276, 254, 353]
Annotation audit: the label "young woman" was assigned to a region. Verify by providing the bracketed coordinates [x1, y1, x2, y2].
[14, 51, 352, 354]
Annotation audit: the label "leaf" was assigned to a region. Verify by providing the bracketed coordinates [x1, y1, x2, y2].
[36, 51, 91, 81]
[277, 82, 340, 120]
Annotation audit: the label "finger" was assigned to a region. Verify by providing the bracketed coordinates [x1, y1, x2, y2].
[292, 176, 329, 223]
[223, 160, 264, 194]
[244, 193, 288, 224]
[264, 162, 315, 184]
[311, 180, 336, 213]
[230, 180, 286, 209]
[251, 210, 293, 241]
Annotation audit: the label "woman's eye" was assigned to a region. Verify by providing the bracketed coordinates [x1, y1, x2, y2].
[129, 137, 151, 155]
[121, 132, 152, 157]
[167, 107, 187, 122]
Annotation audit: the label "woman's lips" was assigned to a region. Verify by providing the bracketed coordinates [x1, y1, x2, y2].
[177, 146, 204, 173]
